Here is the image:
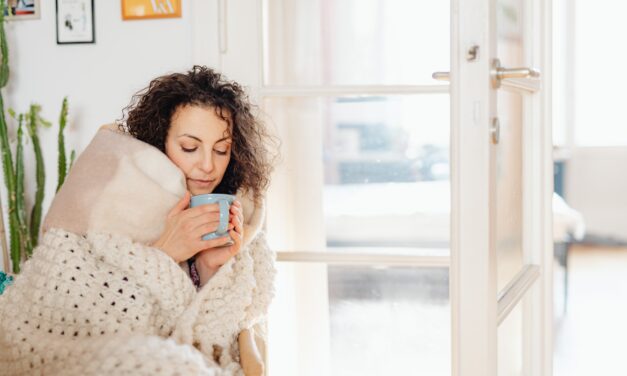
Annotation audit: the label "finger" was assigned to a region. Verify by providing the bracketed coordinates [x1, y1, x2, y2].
[230, 208, 243, 221]
[228, 217, 242, 232]
[228, 230, 242, 255]
[187, 211, 221, 229]
[231, 202, 243, 216]
[197, 235, 233, 250]
[230, 202, 243, 213]
[230, 226, 242, 239]
[191, 221, 223, 237]
[230, 206, 244, 224]
[233, 221, 244, 240]
[167, 191, 191, 219]
[230, 214, 243, 233]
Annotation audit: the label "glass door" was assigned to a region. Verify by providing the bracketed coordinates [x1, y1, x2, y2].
[446, 0, 553, 374]
[215, 0, 553, 374]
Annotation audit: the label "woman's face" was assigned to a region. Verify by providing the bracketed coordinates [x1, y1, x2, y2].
[165, 105, 232, 196]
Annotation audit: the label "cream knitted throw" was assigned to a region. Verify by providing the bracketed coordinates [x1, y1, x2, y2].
[0, 125, 276, 375]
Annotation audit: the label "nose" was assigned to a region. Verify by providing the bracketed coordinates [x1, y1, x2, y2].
[198, 150, 214, 174]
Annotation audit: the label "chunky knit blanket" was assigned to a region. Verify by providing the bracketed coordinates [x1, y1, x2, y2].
[0, 125, 276, 375]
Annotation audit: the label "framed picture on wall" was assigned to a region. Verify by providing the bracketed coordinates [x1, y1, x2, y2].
[3, 0, 41, 20]
[121, 0, 181, 21]
[56, 0, 95, 45]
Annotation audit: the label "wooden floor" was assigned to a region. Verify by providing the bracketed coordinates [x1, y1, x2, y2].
[554, 245, 627, 376]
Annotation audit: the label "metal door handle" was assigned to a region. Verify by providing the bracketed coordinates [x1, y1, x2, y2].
[432, 59, 540, 91]
[491, 59, 540, 88]
[432, 72, 450, 81]
[495, 67, 540, 80]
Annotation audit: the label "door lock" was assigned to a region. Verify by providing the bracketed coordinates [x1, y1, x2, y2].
[491, 118, 500, 144]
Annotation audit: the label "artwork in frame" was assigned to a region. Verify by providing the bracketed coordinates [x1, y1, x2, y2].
[121, 0, 181, 20]
[3, 0, 41, 20]
[56, 0, 95, 45]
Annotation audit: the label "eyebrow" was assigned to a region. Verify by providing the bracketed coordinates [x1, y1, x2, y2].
[178, 134, 231, 143]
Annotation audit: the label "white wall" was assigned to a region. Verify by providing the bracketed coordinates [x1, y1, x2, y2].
[557, 0, 627, 242]
[573, 0, 627, 147]
[1, 0, 220, 271]
[566, 148, 627, 241]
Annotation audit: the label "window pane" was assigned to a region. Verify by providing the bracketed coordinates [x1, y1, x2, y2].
[263, 95, 450, 255]
[267, 263, 450, 375]
[263, 0, 450, 86]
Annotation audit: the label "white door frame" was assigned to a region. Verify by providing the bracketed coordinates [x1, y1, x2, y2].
[450, 0, 553, 375]
[449, 0, 498, 373]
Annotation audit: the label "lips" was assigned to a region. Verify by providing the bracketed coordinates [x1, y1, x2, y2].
[188, 178, 215, 187]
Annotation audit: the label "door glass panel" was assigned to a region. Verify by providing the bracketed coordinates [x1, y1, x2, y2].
[495, 89, 525, 292]
[263, 95, 450, 256]
[267, 262, 450, 375]
[263, 0, 450, 86]
[497, 0, 525, 67]
[498, 301, 524, 376]
[496, 0, 526, 292]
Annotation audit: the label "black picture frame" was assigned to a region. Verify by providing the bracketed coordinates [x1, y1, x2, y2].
[56, 0, 95, 45]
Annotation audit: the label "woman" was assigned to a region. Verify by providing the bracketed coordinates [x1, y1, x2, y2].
[0, 66, 277, 375]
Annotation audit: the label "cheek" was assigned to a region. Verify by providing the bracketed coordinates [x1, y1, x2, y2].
[166, 147, 193, 175]
[217, 156, 231, 177]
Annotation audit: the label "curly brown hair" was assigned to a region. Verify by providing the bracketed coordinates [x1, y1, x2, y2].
[118, 66, 277, 204]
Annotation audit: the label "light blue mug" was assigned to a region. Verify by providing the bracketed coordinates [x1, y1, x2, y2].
[190, 193, 236, 242]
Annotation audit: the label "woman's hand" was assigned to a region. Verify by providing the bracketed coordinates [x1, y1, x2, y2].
[151, 191, 233, 263]
[195, 200, 245, 283]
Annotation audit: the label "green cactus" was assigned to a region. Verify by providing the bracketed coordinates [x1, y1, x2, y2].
[0, 98, 18, 273]
[0, 0, 71, 272]
[14, 114, 32, 257]
[0, 0, 16, 272]
[0, 0, 8, 89]
[26, 104, 49, 247]
[57, 97, 68, 192]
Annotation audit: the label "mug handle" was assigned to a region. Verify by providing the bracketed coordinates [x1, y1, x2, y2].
[217, 200, 230, 234]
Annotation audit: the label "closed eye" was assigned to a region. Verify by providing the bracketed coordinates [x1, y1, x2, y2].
[181, 147, 197, 153]
[214, 149, 228, 155]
